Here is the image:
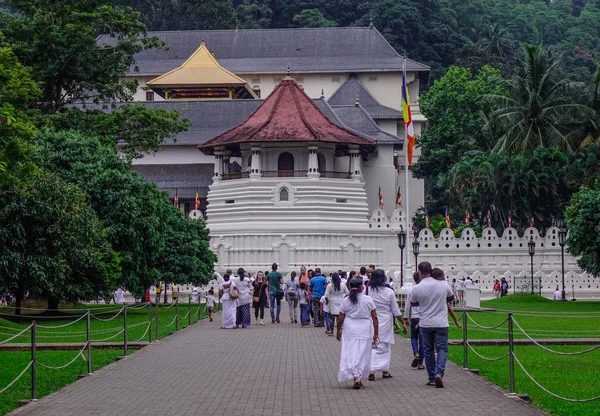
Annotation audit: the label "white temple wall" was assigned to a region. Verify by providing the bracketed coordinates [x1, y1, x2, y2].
[363, 145, 397, 217]
[131, 145, 213, 165]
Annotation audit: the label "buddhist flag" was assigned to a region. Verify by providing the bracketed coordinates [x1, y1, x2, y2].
[378, 186, 384, 209]
[174, 189, 179, 207]
[465, 208, 471, 225]
[195, 189, 200, 210]
[508, 213, 513, 228]
[487, 210, 492, 228]
[425, 208, 430, 228]
[396, 188, 402, 207]
[530, 216, 535, 228]
[445, 206, 451, 228]
[402, 60, 416, 165]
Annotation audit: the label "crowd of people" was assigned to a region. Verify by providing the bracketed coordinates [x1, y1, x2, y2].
[217, 261, 462, 390]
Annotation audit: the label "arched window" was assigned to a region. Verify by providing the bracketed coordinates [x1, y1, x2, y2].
[279, 187, 289, 201]
[278, 152, 294, 177]
[317, 153, 326, 173]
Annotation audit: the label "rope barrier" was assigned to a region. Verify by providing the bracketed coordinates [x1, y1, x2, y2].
[37, 313, 88, 329]
[159, 302, 177, 309]
[127, 322, 151, 342]
[90, 306, 125, 322]
[92, 328, 125, 342]
[178, 311, 190, 320]
[36, 343, 88, 370]
[158, 316, 177, 327]
[467, 313, 509, 330]
[466, 342, 509, 361]
[0, 304, 121, 312]
[127, 302, 151, 310]
[0, 361, 33, 395]
[512, 318, 600, 356]
[0, 325, 32, 346]
[512, 351, 600, 402]
[491, 307, 600, 316]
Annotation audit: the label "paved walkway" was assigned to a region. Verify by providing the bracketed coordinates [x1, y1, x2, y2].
[11, 306, 546, 416]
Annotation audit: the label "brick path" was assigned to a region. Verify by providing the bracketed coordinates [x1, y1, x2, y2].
[11, 306, 546, 416]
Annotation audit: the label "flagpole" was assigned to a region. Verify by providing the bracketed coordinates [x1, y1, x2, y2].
[403, 56, 413, 284]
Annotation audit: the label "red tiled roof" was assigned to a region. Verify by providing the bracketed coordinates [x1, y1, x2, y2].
[198, 78, 375, 151]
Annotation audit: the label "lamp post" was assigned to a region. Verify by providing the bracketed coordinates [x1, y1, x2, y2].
[412, 229, 420, 269]
[397, 228, 406, 287]
[558, 227, 567, 301]
[528, 237, 536, 295]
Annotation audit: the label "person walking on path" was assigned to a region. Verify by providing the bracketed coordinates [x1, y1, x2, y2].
[298, 283, 311, 326]
[267, 263, 284, 324]
[234, 268, 252, 328]
[206, 289, 216, 322]
[116, 285, 125, 304]
[493, 279, 501, 298]
[404, 272, 424, 370]
[336, 278, 379, 390]
[325, 272, 349, 333]
[366, 270, 407, 381]
[219, 274, 238, 329]
[285, 271, 299, 323]
[155, 282, 162, 304]
[252, 271, 269, 325]
[309, 268, 327, 327]
[171, 284, 179, 303]
[298, 266, 310, 290]
[410, 262, 455, 388]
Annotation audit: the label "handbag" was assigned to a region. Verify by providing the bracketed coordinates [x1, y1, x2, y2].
[229, 284, 239, 300]
[253, 283, 264, 303]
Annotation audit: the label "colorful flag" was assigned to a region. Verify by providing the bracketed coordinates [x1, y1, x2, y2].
[508, 213, 513, 228]
[487, 210, 492, 228]
[402, 60, 416, 165]
[425, 208, 430, 228]
[445, 206, 451, 228]
[195, 189, 200, 210]
[174, 189, 179, 207]
[396, 188, 402, 207]
[465, 208, 470, 225]
[378, 186, 384, 209]
[530, 215, 535, 228]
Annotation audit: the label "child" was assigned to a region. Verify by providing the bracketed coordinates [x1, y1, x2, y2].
[431, 268, 462, 329]
[206, 289, 216, 322]
[320, 291, 332, 335]
[298, 283, 310, 327]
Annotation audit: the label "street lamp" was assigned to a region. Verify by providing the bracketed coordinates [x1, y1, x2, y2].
[528, 236, 536, 295]
[397, 228, 406, 287]
[412, 229, 420, 269]
[558, 226, 567, 301]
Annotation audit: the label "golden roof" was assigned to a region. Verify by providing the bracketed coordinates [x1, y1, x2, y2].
[147, 41, 247, 87]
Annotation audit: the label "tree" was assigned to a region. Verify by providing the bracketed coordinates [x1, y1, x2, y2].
[565, 180, 600, 276]
[235, 1, 273, 29]
[1, 0, 164, 112]
[293, 8, 338, 27]
[0, 171, 120, 312]
[484, 44, 594, 154]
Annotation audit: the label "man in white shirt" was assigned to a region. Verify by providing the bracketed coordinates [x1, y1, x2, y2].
[457, 278, 465, 303]
[410, 262, 454, 388]
[464, 277, 473, 287]
[553, 287, 562, 301]
[404, 272, 424, 369]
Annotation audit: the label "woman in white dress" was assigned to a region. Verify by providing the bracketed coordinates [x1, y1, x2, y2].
[336, 278, 378, 389]
[219, 273, 238, 329]
[234, 268, 252, 328]
[191, 287, 199, 303]
[115, 285, 125, 304]
[325, 272, 349, 334]
[366, 270, 407, 380]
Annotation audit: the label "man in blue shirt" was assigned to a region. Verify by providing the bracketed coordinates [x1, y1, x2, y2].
[267, 263, 283, 323]
[309, 267, 327, 327]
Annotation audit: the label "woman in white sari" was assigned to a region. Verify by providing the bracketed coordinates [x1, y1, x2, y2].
[325, 272, 349, 334]
[219, 273, 238, 329]
[366, 269, 407, 380]
[336, 278, 378, 389]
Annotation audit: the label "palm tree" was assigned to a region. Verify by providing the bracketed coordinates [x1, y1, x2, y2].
[484, 44, 594, 154]
[477, 23, 515, 64]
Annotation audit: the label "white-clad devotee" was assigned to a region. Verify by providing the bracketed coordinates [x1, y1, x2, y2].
[336, 278, 378, 389]
[191, 286, 199, 303]
[325, 272, 349, 333]
[115, 285, 125, 304]
[219, 273, 238, 329]
[366, 270, 407, 380]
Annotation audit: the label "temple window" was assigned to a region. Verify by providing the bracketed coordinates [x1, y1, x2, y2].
[317, 153, 326, 173]
[278, 152, 294, 177]
[279, 187, 289, 201]
[146, 91, 154, 101]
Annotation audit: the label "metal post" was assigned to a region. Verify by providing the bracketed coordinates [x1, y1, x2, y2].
[31, 320, 37, 401]
[462, 312, 468, 369]
[155, 299, 159, 341]
[561, 246, 566, 301]
[508, 313, 515, 394]
[414, 253, 418, 269]
[198, 297, 201, 322]
[400, 249, 404, 287]
[530, 255, 534, 295]
[123, 305, 128, 356]
[86, 311, 92, 375]
[148, 302, 152, 343]
[175, 297, 179, 332]
[188, 297, 191, 327]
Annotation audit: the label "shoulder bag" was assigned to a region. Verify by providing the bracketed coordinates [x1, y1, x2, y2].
[229, 283, 239, 300]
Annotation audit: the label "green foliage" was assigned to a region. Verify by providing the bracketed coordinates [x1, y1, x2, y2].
[565, 180, 600, 276]
[235, 1, 273, 29]
[0, 171, 120, 307]
[33, 129, 215, 296]
[293, 8, 337, 27]
[37, 106, 191, 160]
[0, 0, 165, 112]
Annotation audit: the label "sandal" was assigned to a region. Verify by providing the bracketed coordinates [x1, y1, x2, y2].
[368, 373, 375, 381]
[352, 381, 363, 389]
[382, 372, 393, 379]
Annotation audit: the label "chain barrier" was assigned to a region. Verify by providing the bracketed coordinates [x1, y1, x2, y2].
[0, 361, 33, 395]
[466, 313, 509, 330]
[466, 342, 509, 361]
[36, 342, 88, 370]
[512, 351, 600, 402]
[0, 324, 32, 345]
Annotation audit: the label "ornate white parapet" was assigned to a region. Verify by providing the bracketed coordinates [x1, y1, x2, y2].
[249, 145, 262, 179]
[307, 145, 320, 178]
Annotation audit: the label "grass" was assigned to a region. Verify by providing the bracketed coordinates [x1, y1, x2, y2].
[0, 301, 219, 415]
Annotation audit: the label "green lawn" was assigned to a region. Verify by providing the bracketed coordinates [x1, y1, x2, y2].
[0, 302, 219, 414]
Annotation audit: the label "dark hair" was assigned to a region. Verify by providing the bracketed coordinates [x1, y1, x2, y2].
[308, 269, 314, 277]
[315, 267, 321, 275]
[208, 289, 214, 295]
[237, 267, 245, 281]
[299, 282, 306, 290]
[341, 271, 347, 279]
[368, 265, 375, 270]
[359, 266, 367, 275]
[223, 273, 230, 282]
[349, 271, 357, 279]
[369, 269, 387, 291]
[413, 271, 421, 284]
[331, 272, 341, 291]
[431, 268, 444, 281]
[290, 271, 296, 279]
[272, 263, 278, 271]
[418, 261, 432, 275]
[348, 278, 363, 304]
